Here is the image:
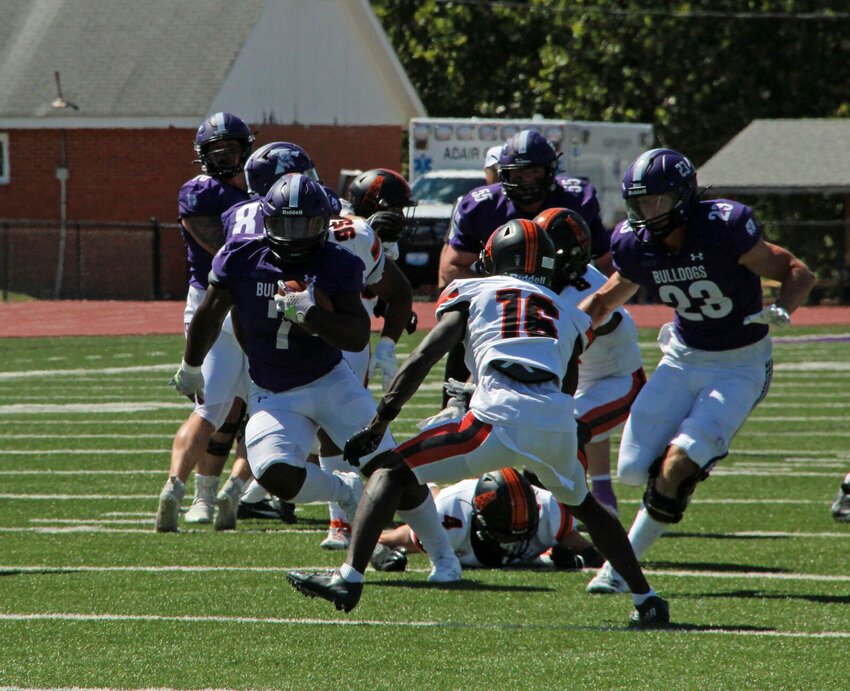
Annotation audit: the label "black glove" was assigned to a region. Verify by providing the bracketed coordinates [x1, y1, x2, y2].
[343, 427, 383, 467]
[405, 310, 418, 335]
[367, 211, 405, 242]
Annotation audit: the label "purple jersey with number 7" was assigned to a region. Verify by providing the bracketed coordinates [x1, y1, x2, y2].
[209, 234, 365, 391]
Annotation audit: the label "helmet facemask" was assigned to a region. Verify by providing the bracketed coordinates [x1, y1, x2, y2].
[261, 174, 331, 265]
[622, 148, 698, 245]
[498, 130, 560, 207]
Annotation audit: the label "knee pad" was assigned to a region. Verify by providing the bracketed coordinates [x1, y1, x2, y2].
[206, 436, 234, 457]
[642, 460, 708, 524]
[643, 479, 687, 524]
[207, 404, 247, 457]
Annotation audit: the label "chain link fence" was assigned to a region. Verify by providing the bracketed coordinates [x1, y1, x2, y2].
[0, 219, 185, 301]
[0, 216, 846, 303]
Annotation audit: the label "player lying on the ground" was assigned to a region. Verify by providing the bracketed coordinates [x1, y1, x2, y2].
[369, 467, 604, 573]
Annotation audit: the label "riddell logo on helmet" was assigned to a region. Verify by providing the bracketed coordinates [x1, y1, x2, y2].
[474, 491, 497, 510]
[278, 209, 305, 216]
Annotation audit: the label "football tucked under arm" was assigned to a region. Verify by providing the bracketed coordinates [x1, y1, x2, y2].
[274, 279, 334, 334]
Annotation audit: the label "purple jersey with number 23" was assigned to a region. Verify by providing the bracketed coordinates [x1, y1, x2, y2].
[611, 198, 769, 351]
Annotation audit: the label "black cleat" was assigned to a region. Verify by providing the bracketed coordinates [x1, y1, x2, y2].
[287, 570, 363, 613]
[830, 482, 850, 523]
[237, 498, 296, 523]
[629, 595, 670, 628]
[270, 498, 298, 524]
[369, 543, 408, 572]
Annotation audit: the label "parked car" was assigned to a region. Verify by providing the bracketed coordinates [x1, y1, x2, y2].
[399, 169, 487, 287]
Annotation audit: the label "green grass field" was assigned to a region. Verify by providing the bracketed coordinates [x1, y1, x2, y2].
[0, 327, 848, 689]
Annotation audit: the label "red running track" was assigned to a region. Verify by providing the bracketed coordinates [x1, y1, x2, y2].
[2, 300, 850, 338]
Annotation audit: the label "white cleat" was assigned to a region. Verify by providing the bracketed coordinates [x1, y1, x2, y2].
[428, 554, 462, 583]
[586, 562, 629, 594]
[214, 482, 241, 531]
[155, 476, 183, 533]
[184, 475, 218, 524]
[319, 520, 352, 550]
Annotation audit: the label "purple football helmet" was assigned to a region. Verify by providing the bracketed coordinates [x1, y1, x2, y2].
[193, 112, 255, 178]
[498, 130, 560, 206]
[622, 148, 697, 243]
[244, 141, 319, 197]
[261, 173, 331, 265]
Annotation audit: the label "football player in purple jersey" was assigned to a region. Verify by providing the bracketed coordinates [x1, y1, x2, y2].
[215, 151, 415, 546]
[288, 219, 669, 627]
[581, 148, 815, 594]
[156, 112, 255, 532]
[439, 129, 612, 286]
[434, 130, 613, 407]
[172, 174, 459, 579]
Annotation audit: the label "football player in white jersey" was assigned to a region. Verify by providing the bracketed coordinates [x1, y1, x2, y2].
[373, 467, 603, 571]
[288, 218, 669, 627]
[535, 208, 645, 515]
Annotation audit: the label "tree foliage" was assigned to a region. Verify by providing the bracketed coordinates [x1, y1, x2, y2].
[371, 0, 850, 298]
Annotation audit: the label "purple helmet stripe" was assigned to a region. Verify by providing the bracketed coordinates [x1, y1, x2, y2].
[212, 112, 226, 133]
[517, 129, 531, 154]
[288, 174, 303, 207]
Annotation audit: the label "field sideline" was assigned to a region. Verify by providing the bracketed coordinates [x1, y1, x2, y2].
[0, 322, 848, 688]
[3, 299, 850, 337]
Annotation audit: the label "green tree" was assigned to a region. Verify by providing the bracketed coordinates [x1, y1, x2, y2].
[372, 0, 850, 299]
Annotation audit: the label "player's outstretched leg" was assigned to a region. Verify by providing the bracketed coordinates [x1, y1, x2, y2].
[568, 492, 669, 627]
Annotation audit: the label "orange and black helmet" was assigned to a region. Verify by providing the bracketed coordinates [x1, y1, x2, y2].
[480, 218, 556, 287]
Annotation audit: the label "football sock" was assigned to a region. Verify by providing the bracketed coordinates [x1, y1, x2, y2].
[397, 491, 454, 562]
[193, 474, 219, 497]
[320, 454, 349, 523]
[289, 463, 343, 505]
[590, 474, 618, 512]
[240, 478, 268, 503]
[632, 588, 657, 606]
[340, 563, 364, 583]
[628, 505, 668, 560]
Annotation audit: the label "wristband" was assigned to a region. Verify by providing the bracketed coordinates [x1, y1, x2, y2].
[181, 359, 203, 374]
[376, 399, 402, 421]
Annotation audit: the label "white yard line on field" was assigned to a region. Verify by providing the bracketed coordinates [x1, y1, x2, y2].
[1, 563, 849, 581]
[0, 610, 848, 639]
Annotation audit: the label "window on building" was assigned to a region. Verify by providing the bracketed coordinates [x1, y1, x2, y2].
[0, 133, 8, 184]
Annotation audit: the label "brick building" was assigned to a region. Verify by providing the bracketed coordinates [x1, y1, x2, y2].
[0, 0, 425, 299]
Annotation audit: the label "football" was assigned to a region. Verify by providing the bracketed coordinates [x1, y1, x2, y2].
[278, 280, 334, 335]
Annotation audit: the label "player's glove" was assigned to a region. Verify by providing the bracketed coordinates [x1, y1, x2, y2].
[743, 304, 791, 327]
[343, 427, 384, 467]
[416, 378, 475, 429]
[274, 280, 316, 324]
[369, 337, 398, 391]
[367, 211, 405, 242]
[170, 359, 205, 401]
[405, 310, 418, 335]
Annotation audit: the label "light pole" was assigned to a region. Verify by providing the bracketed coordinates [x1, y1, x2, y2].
[50, 71, 78, 299]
